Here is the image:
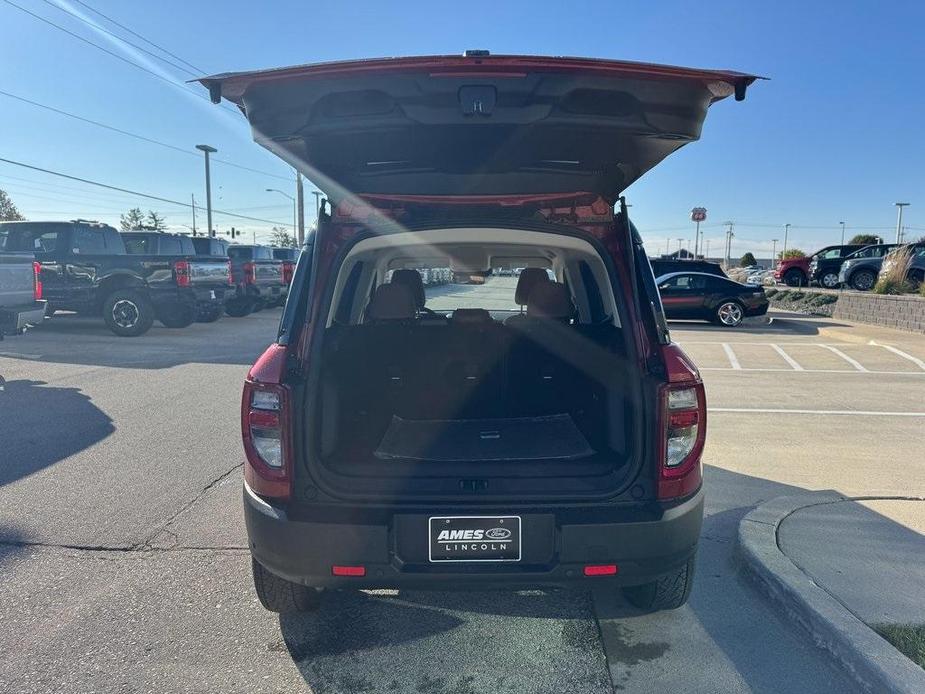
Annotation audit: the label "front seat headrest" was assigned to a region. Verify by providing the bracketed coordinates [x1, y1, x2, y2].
[514, 268, 550, 305]
[527, 281, 575, 320]
[366, 283, 417, 321]
[390, 269, 425, 309]
[451, 308, 492, 325]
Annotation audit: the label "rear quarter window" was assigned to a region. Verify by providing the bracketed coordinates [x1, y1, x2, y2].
[74, 228, 107, 254]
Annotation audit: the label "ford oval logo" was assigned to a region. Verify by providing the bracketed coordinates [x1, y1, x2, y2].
[485, 527, 512, 540]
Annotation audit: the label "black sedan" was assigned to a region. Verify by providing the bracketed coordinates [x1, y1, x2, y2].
[656, 272, 769, 327]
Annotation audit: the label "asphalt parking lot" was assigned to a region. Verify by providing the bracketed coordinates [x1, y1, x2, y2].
[2, 299, 923, 693]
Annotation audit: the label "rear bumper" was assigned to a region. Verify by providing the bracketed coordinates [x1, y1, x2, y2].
[745, 301, 769, 317]
[0, 300, 46, 334]
[233, 284, 284, 302]
[150, 286, 226, 310]
[244, 482, 704, 590]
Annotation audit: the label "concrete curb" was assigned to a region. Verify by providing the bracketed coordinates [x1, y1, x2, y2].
[738, 492, 925, 694]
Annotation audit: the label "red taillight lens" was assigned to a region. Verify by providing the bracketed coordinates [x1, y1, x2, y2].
[583, 564, 618, 576]
[332, 565, 366, 577]
[33, 261, 43, 300]
[282, 261, 294, 285]
[657, 344, 707, 500]
[173, 259, 191, 287]
[243, 261, 257, 285]
[226, 259, 234, 286]
[242, 345, 292, 500]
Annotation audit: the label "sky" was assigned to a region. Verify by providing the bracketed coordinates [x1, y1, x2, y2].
[1, 0, 923, 256]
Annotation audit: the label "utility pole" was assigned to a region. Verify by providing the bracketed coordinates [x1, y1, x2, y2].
[771, 239, 778, 266]
[839, 221, 846, 245]
[705, 239, 711, 258]
[676, 238, 684, 257]
[191, 194, 197, 236]
[196, 145, 217, 237]
[723, 221, 735, 268]
[783, 223, 791, 257]
[296, 173, 305, 246]
[252, 230, 257, 244]
[894, 203, 910, 244]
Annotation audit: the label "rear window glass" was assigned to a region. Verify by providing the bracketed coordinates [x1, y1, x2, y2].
[254, 246, 273, 260]
[122, 236, 150, 254]
[228, 246, 253, 260]
[0, 226, 60, 254]
[159, 236, 182, 255]
[74, 228, 107, 254]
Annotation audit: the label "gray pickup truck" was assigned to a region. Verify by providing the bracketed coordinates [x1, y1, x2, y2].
[0, 248, 46, 338]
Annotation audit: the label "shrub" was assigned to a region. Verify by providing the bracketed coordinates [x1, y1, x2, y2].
[873, 247, 914, 294]
[848, 234, 881, 245]
[764, 288, 778, 298]
[779, 249, 806, 259]
[739, 252, 757, 267]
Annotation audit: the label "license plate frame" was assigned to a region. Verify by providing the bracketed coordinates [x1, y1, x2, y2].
[428, 515, 521, 563]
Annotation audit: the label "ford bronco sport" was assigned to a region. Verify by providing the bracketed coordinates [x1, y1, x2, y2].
[199, 53, 758, 613]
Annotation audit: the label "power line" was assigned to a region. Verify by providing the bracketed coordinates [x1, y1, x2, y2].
[0, 89, 291, 181]
[0, 157, 288, 226]
[38, 0, 198, 77]
[0, 0, 235, 113]
[71, 0, 205, 75]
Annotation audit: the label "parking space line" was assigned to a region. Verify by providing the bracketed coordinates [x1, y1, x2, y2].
[722, 343, 741, 370]
[872, 342, 925, 371]
[818, 345, 868, 372]
[770, 344, 804, 371]
[700, 367, 925, 375]
[711, 407, 925, 416]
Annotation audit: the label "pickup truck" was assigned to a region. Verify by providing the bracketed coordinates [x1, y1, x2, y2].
[0, 220, 227, 336]
[774, 244, 865, 287]
[271, 247, 300, 303]
[0, 244, 46, 338]
[225, 244, 286, 316]
[122, 231, 232, 323]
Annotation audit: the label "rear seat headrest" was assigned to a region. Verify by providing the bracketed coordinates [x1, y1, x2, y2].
[390, 269, 425, 309]
[366, 283, 417, 321]
[514, 268, 550, 305]
[451, 308, 492, 324]
[526, 281, 575, 320]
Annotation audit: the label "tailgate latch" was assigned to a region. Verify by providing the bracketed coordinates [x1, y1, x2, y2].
[459, 85, 496, 116]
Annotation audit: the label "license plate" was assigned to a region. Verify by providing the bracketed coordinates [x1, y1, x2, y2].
[428, 516, 521, 562]
[209, 290, 216, 299]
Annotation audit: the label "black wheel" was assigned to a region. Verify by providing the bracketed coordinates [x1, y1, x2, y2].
[157, 303, 196, 329]
[224, 299, 253, 317]
[819, 271, 840, 289]
[909, 269, 924, 289]
[850, 270, 876, 291]
[251, 559, 320, 614]
[715, 300, 744, 327]
[195, 306, 223, 323]
[252, 299, 266, 312]
[102, 289, 154, 337]
[622, 555, 696, 612]
[783, 270, 805, 287]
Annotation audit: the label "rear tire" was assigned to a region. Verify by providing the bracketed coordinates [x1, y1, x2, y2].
[157, 303, 196, 329]
[622, 556, 696, 612]
[251, 558, 320, 614]
[850, 270, 876, 291]
[715, 301, 744, 327]
[224, 299, 253, 317]
[783, 270, 805, 287]
[102, 289, 154, 337]
[195, 305, 223, 323]
[909, 269, 924, 289]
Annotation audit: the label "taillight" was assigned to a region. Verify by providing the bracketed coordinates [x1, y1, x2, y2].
[242, 344, 292, 500]
[33, 261, 43, 300]
[173, 259, 191, 287]
[282, 261, 294, 285]
[226, 259, 234, 286]
[243, 261, 257, 285]
[657, 344, 707, 500]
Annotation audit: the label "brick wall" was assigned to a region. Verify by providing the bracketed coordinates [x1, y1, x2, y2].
[833, 293, 925, 334]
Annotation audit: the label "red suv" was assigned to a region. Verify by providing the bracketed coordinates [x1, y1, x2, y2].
[201, 54, 757, 613]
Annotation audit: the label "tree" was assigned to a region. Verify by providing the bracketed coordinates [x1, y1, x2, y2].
[0, 189, 25, 221]
[269, 226, 296, 248]
[145, 210, 167, 231]
[779, 249, 806, 259]
[739, 252, 757, 267]
[120, 207, 145, 231]
[848, 234, 880, 246]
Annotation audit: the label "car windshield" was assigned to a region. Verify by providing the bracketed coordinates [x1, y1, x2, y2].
[2, 9, 924, 694]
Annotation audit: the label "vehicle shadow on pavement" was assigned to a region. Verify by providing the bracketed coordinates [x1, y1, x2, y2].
[3, 310, 282, 369]
[0, 379, 114, 488]
[280, 588, 612, 694]
[667, 313, 852, 337]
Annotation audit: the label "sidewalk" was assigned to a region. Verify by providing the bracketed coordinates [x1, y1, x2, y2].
[738, 492, 925, 693]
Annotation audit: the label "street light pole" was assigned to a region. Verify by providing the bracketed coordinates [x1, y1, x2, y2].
[839, 221, 846, 245]
[783, 223, 791, 257]
[894, 203, 910, 244]
[295, 173, 305, 246]
[195, 145, 217, 237]
[771, 239, 778, 266]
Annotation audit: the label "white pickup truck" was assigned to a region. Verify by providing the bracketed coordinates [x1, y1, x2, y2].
[0, 245, 46, 338]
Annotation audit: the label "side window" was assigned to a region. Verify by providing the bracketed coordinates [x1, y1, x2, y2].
[178, 237, 196, 255]
[659, 274, 703, 290]
[123, 237, 149, 254]
[820, 248, 843, 259]
[159, 237, 182, 255]
[74, 229, 106, 254]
